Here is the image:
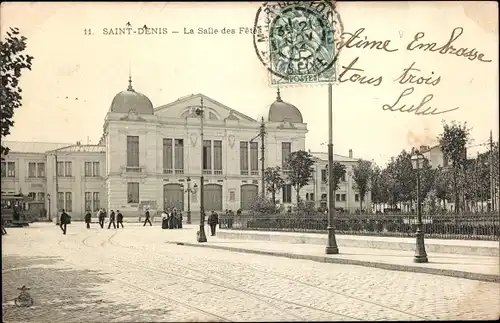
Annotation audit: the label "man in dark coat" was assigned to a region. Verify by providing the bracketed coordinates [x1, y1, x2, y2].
[207, 211, 219, 236]
[108, 210, 116, 229]
[143, 209, 152, 226]
[168, 210, 174, 229]
[98, 209, 106, 229]
[60, 209, 69, 235]
[178, 211, 183, 229]
[117, 210, 124, 228]
[84, 210, 92, 229]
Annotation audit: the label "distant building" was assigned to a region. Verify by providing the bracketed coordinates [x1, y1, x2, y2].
[419, 145, 449, 169]
[2, 77, 369, 219]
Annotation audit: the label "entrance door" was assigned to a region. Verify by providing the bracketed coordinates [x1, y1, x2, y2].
[204, 184, 222, 211]
[240, 184, 258, 210]
[163, 184, 184, 210]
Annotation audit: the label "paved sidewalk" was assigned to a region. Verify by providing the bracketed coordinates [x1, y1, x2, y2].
[164, 225, 500, 283]
[216, 229, 499, 256]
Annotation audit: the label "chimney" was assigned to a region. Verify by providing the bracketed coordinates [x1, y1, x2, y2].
[348, 149, 353, 158]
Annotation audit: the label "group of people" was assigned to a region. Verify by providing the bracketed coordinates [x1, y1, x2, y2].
[160, 208, 183, 229]
[83, 208, 124, 230]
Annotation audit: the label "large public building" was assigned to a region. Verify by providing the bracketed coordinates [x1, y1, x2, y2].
[1, 78, 370, 220]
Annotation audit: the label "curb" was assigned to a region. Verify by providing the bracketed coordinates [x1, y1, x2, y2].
[216, 231, 500, 257]
[167, 241, 500, 283]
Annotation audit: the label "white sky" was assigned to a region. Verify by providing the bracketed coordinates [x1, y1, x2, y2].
[1, 1, 498, 166]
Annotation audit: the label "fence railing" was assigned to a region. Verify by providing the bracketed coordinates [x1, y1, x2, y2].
[219, 213, 500, 241]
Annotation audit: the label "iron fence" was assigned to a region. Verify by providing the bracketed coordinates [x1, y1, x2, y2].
[219, 213, 500, 241]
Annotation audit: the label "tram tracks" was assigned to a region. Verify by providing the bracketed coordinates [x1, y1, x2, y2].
[79, 232, 353, 321]
[106, 230, 430, 321]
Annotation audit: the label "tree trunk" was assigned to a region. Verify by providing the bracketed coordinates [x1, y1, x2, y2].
[271, 191, 276, 206]
[296, 188, 300, 206]
[359, 199, 363, 214]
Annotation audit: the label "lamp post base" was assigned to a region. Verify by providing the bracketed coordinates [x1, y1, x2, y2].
[414, 229, 428, 263]
[197, 224, 207, 243]
[325, 227, 339, 254]
[186, 211, 192, 224]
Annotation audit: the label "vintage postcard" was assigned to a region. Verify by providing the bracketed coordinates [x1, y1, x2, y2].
[1, 1, 498, 322]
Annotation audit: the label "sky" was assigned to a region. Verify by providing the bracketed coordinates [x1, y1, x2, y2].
[1, 1, 498, 166]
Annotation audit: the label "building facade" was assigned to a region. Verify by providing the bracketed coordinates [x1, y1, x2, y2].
[2, 78, 369, 220]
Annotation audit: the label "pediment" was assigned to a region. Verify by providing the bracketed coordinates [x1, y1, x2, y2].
[154, 93, 257, 123]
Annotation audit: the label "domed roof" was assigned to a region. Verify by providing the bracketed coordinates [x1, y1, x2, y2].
[268, 89, 303, 123]
[109, 77, 154, 114]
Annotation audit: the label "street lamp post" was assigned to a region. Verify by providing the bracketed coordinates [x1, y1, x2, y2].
[196, 97, 208, 243]
[325, 83, 339, 254]
[411, 149, 428, 263]
[47, 193, 51, 222]
[185, 177, 197, 224]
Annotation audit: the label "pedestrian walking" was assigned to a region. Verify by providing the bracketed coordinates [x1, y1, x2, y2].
[108, 210, 116, 229]
[178, 210, 183, 229]
[208, 211, 219, 236]
[172, 207, 178, 228]
[84, 210, 92, 229]
[98, 209, 105, 228]
[143, 209, 152, 226]
[1, 221, 7, 235]
[59, 209, 69, 235]
[117, 210, 124, 228]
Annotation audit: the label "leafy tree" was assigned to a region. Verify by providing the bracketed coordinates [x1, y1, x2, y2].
[383, 162, 401, 208]
[1, 27, 34, 158]
[352, 159, 372, 213]
[438, 121, 471, 213]
[392, 150, 416, 205]
[371, 164, 390, 211]
[264, 166, 285, 206]
[248, 195, 276, 215]
[412, 155, 436, 204]
[329, 162, 346, 191]
[434, 166, 452, 210]
[285, 150, 315, 205]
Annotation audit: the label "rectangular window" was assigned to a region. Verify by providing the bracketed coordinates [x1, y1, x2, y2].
[282, 184, 292, 203]
[85, 192, 92, 211]
[250, 142, 259, 173]
[28, 162, 36, 177]
[127, 182, 139, 203]
[341, 194, 346, 201]
[92, 192, 100, 211]
[64, 162, 72, 177]
[84, 162, 92, 177]
[229, 190, 235, 202]
[37, 162, 45, 178]
[341, 173, 346, 182]
[57, 162, 64, 177]
[38, 192, 45, 201]
[174, 139, 184, 171]
[127, 136, 140, 167]
[92, 162, 100, 176]
[240, 141, 248, 174]
[163, 138, 173, 172]
[213, 140, 222, 172]
[57, 192, 64, 211]
[321, 169, 327, 182]
[282, 142, 291, 169]
[355, 194, 359, 202]
[321, 193, 327, 201]
[336, 194, 340, 201]
[65, 192, 72, 212]
[1, 162, 5, 177]
[310, 193, 315, 201]
[28, 192, 36, 200]
[203, 140, 212, 170]
[7, 162, 15, 177]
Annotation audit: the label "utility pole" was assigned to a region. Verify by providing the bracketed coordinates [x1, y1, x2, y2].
[489, 130, 495, 212]
[55, 153, 60, 225]
[196, 97, 207, 243]
[260, 117, 266, 197]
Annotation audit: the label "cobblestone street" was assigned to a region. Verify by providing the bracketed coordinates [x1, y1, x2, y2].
[2, 223, 499, 322]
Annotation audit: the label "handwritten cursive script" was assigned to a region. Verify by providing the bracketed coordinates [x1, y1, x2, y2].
[338, 28, 399, 53]
[406, 27, 492, 63]
[382, 87, 459, 115]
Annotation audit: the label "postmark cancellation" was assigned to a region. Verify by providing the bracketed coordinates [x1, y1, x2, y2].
[253, 1, 344, 87]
